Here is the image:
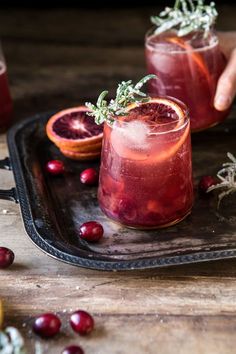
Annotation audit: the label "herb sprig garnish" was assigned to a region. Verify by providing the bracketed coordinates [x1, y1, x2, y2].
[151, 0, 218, 37]
[208, 153, 236, 207]
[85, 74, 156, 125]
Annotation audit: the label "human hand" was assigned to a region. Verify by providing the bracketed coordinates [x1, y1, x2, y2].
[214, 31, 236, 111]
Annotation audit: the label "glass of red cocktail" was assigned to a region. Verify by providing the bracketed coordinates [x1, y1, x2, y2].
[86, 76, 193, 229]
[0, 42, 12, 133]
[98, 97, 193, 228]
[145, 1, 230, 132]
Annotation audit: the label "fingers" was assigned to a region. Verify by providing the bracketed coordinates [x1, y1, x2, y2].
[214, 48, 236, 111]
[217, 31, 236, 59]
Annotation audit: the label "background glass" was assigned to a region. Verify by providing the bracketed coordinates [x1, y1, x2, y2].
[0, 42, 13, 133]
[145, 29, 229, 132]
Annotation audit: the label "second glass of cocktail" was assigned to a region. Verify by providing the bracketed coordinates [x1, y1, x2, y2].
[0, 41, 13, 133]
[86, 76, 193, 229]
[145, 0, 230, 132]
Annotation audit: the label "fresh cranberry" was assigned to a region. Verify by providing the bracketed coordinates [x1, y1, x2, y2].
[0, 247, 14, 269]
[62, 345, 84, 354]
[199, 175, 217, 194]
[79, 221, 104, 242]
[80, 168, 98, 185]
[46, 160, 65, 175]
[70, 310, 94, 335]
[33, 313, 61, 338]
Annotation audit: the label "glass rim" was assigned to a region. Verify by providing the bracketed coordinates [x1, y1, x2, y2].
[145, 27, 219, 54]
[106, 96, 190, 136]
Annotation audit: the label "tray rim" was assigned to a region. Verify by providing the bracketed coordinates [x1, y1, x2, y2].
[6, 112, 236, 271]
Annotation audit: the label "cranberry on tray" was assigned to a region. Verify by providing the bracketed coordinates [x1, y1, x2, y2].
[199, 175, 217, 194]
[46, 160, 65, 175]
[80, 168, 98, 185]
[62, 345, 84, 354]
[79, 221, 104, 242]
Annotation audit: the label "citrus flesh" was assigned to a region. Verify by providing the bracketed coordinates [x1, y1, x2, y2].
[46, 106, 103, 149]
[46, 106, 103, 160]
[111, 97, 189, 163]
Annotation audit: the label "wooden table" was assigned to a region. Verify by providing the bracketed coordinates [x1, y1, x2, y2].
[1, 6, 236, 354]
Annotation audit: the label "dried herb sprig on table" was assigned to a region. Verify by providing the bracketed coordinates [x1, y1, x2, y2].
[0, 327, 27, 354]
[151, 0, 218, 37]
[85, 74, 156, 125]
[207, 153, 236, 207]
[0, 327, 42, 354]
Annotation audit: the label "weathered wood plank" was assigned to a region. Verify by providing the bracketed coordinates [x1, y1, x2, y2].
[4, 314, 236, 354]
[2, 271, 236, 316]
[1, 6, 236, 354]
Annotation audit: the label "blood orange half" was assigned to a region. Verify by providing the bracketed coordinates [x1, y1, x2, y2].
[60, 148, 101, 161]
[111, 97, 189, 163]
[46, 106, 103, 151]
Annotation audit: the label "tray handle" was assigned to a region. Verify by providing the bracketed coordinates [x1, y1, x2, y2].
[0, 157, 18, 203]
[0, 157, 12, 170]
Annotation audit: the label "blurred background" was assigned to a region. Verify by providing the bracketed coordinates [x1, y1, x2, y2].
[0, 1, 236, 122]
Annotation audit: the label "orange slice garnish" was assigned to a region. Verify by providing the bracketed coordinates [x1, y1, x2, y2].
[166, 36, 212, 89]
[110, 97, 189, 163]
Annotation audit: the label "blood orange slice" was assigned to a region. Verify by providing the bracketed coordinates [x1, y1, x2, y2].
[46, 106, 103, 151]
[62, 140, 102, 153]
[166, 36, 212, 89]
[60, 148, 101, 161]
[111, 97, 189, 163]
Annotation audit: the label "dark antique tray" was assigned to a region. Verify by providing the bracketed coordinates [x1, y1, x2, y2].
[1, 111, 236, 271]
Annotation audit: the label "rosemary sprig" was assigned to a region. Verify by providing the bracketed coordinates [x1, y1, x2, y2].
[0, 327, 27, 354]
[151, 0, 218, 37]
[85, 74, 156, 125]
[207, 153, 236, 208]
[0, 327, 42, 354]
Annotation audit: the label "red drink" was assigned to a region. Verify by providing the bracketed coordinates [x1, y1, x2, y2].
[98, 98, 193, 229]
[145, 30, 228, 131]
[0, 61, 12, 133]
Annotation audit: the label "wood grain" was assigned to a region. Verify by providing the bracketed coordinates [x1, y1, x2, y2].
[1, 6, 236, 354]
[2, 127, 236, 353]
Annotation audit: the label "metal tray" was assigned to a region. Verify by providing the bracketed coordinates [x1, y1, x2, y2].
[1, 111, 236, 271]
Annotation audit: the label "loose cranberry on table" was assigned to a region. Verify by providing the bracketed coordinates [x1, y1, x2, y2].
[0, 247, 14, 269]
[46, 160, 65, 175]
[70, 310, 94, 335]
[62, 345, 84, 354]
[79, 221, 104, 242]
[33, 313, 61, 338]
[199, 175, 217, 194]
[80, 168, 98, 185]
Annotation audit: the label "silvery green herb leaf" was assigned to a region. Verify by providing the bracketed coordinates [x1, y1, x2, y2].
[207, 153, 236, 207]
[86, 74, 156, 125]
[151, 0, 218, 37]
[0, 327, 26, 354]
